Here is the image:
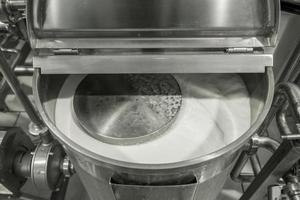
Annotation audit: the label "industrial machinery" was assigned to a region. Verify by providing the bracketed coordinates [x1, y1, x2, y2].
[0, 0, 299, 200]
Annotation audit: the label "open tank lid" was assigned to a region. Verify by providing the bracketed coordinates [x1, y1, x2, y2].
[28, 0, 280, 49]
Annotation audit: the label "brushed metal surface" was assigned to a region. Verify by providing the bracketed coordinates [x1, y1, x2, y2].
[72, 74, 182, 145]
[32, 37, 268, 49]
[27, 0, 279, 49]
[30, 0, 275, 38]
[34, 53, 273, 74]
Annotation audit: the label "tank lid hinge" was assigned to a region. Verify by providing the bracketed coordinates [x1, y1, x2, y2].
[226, 47, 254, 54]
[52, 49, 79, 55]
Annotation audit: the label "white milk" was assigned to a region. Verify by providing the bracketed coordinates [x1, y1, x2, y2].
[55, 74, 251, 164]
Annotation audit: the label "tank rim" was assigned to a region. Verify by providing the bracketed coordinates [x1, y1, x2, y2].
[32, 68, 274, 172]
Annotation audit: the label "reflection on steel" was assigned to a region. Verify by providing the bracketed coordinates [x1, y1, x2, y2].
[14, 65, 34, 75]
[6, 0, 26, 11]
[31, 143, 55, 191]
[28, 0, 278, 42]
[27, 0, 280, 58]
[73, 74, 182, 145]
[240, 83, 300, 200]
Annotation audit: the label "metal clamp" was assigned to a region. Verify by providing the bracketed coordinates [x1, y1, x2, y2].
[10, 141, 75, 199]
[31, 143, 65, 191]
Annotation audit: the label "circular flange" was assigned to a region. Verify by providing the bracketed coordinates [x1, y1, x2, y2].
[72, 74, 182, 145]
[31, 143, 65, 191]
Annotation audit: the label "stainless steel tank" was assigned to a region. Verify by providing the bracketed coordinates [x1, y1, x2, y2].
[28, 0, 279, 199]
[33, 71, 274, 200]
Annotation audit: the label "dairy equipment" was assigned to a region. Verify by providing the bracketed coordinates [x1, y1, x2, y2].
[0, 0, 299, 200]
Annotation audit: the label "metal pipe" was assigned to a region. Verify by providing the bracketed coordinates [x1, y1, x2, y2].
[5, 0, 26, 12]
[7, 0, 26, 9]
[231, 136, 280, 183]
[251, 136, 280, 153]
[277, 102, 292, 135]
[281, 134, 300, 140]
[14, 65, 33, 75]
[0, 50, 44, 128]
[250, 154, 261, 176]
[0, 49, 52, 144]
[231, 151, 250, 182]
